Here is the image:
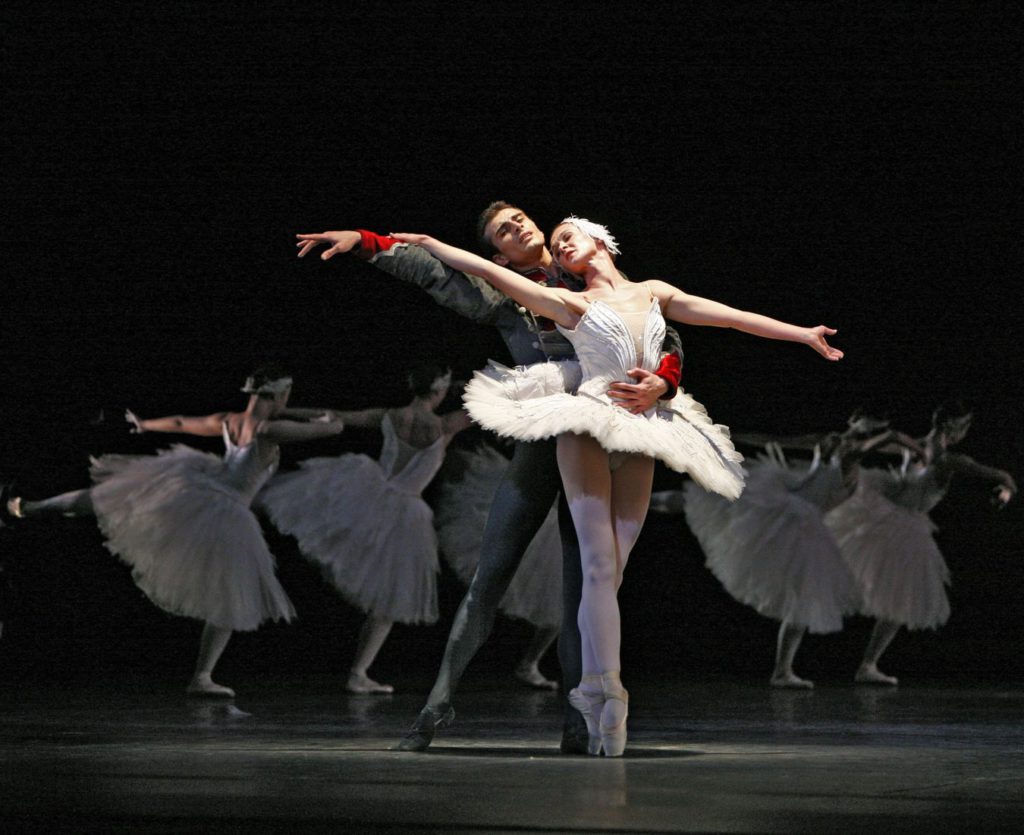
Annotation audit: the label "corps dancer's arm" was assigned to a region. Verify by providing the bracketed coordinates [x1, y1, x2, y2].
[328, 407, 388, 429]
[441, 409, 474, 437]
[296, 229, 511, 325]
[647, 280, 844, 361]
[259, 418, 346, 444]
[730, 431, 826, 451]
[125, 409, 228, 437]
[943, 454, 1017, 506]
[390, 234, 580, 327]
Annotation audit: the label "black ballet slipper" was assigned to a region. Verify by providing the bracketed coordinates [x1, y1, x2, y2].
[395, 704, 454, 752]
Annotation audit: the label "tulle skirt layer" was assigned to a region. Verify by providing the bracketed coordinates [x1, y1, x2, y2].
[258, 455, 438, 624]
[826, 485, 950, 630]
[463, 360, 745, 499]
[684, 462, 858, 633]
[91, 447, 295, 631]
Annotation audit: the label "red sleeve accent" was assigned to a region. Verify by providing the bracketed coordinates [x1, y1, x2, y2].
[654, 352, 682, 400]
[355, 229, 400, 259]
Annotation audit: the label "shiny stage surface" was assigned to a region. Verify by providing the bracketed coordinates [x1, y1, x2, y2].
[1, 677, 1022, 833]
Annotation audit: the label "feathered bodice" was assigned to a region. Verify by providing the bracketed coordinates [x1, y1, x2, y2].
[557, 298, 666, 406]
[220, 424, 280, 502]
[378, 413, 448, 494]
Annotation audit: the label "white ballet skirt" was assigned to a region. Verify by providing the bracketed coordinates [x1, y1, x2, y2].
[90, 427, 296, 632]
[825, 464, 951, 630]
[684, 449, 859, 633]
[257, 413, 443, 624]
[462, 297, 745, 498]
[435, 445, 562, 628]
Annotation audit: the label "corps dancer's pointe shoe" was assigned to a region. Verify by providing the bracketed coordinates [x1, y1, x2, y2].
[770, 671, 815, 690]
[567, 675, 605, 755]
[186, 673, 235, 698]
[0, 485, 23, 527]
[855, 662, 899, 686]
[396, 703, 455, 752]
[515, 662, 558, 690]
[346, 672, 395, 694]
[559, 714, 592, 755]
[599, 672, 629, 758]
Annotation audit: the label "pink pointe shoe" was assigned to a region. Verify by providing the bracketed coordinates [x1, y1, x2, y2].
[567, 675, 605, 755]
[599, 672, 629, 758]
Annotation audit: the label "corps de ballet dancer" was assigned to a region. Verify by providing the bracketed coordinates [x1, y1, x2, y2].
[256, 364, 472, 694]
[390, 217, 842, 755]
[434, 443, 563, 690]
[825, 405, 1017, 685]
[652, 413, 917, 688]
[2, 367, 345, 697]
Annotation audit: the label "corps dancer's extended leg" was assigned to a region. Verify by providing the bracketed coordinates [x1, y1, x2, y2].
[14, 488, 95, 519]
[348, 615, 395, 694]
[399, 440, 562, 751]
[188, 623, 235, 698]
[857, 619, 901, 685]
[771, 622, 813, 689]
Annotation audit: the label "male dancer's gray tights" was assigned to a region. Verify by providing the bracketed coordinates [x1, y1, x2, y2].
[421, 439, 583, 731]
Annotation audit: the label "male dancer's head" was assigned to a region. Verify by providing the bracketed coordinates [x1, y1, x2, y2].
[476, 201, 555, 273]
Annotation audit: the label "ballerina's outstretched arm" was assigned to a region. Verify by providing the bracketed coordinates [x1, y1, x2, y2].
[389, 233, 583, 327]
[645, 280, 843, 361]
[125, 409, 228, 437]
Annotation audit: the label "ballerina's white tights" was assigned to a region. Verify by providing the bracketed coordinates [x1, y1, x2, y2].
[557, 433, 652, 676]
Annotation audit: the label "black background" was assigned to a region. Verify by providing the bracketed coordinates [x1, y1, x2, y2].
[2, 2, 1021, 688]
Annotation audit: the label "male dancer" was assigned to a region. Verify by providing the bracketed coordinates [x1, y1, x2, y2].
[296, 203, 682, 752]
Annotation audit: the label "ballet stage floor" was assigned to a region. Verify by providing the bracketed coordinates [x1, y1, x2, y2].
[1, 677, 1022, 833]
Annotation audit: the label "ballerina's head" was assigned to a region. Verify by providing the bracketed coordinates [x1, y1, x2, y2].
[548, 216, 620, 274]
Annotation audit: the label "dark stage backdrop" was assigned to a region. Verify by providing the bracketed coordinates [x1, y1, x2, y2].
[2, 3, 1021, 685]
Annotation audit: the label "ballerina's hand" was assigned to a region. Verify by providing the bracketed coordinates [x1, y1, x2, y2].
[125, 409, 144, 434]
[295, 230, 361, 260]
[389, 232, 434, 246]
[808, 326, 844, 361]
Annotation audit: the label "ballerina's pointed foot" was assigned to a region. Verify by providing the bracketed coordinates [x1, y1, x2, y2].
[599, 672, 629, 758]
[770, 671, 815, 690]
[515, 662, 558, 690]
[396, 703, 455, 752]
[568, 677, 605, 755]
[855, 663, 898, 686]
[186, 673, 235, 698]
[346, 672, 395, 694]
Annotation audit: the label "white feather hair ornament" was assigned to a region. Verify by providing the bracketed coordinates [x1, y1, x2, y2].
[560, 215, 622, 256]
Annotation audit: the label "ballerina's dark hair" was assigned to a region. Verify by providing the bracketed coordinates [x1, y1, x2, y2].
[407, 363, 451, 398]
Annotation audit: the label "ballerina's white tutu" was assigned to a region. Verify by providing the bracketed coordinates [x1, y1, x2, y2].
[90, 428, 295, 632]
[825, 465, 951, 630]
[462, 296, 745, 498]
[257, 413, 443, 624]
[435, 445, 562, 628]
[684, 448, 859, 633]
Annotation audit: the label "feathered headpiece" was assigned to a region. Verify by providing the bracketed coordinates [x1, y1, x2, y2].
[560, 216, 621, 256]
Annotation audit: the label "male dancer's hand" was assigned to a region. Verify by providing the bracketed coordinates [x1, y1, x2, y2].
[295, 230, 361, 260]
[608, 369, 667, 414]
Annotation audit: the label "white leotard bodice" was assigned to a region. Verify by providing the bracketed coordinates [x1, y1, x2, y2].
[867, 462, 948, 513]
[378, 412, 448, 495]
[220, 423, 280, 502]
[557, 296, 665, 403]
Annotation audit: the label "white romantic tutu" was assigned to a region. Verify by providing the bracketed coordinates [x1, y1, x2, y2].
[435, 446, 562, 628]
[684, 458, 859, 633]
[258, 455, 439, 624]
[90, 446, 296, 632]
[463, 359, 745, 499]
[826, 478, 950, 630]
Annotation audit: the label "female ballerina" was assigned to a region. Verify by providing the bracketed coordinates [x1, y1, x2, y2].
[391, 218, 842, 755]
[825, 405, 1016, 684]
[2, 367, 346, 697]
[657, 414, 914, 688]
[434, 443, 563, 690]
[257, 364, 472, 694]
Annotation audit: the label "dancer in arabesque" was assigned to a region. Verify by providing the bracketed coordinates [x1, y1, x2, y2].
[257, 364, 471, 693]
[390, 217, 842, 755]
[825, 405, 1016, 684]
[2, 367, 345, 697]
